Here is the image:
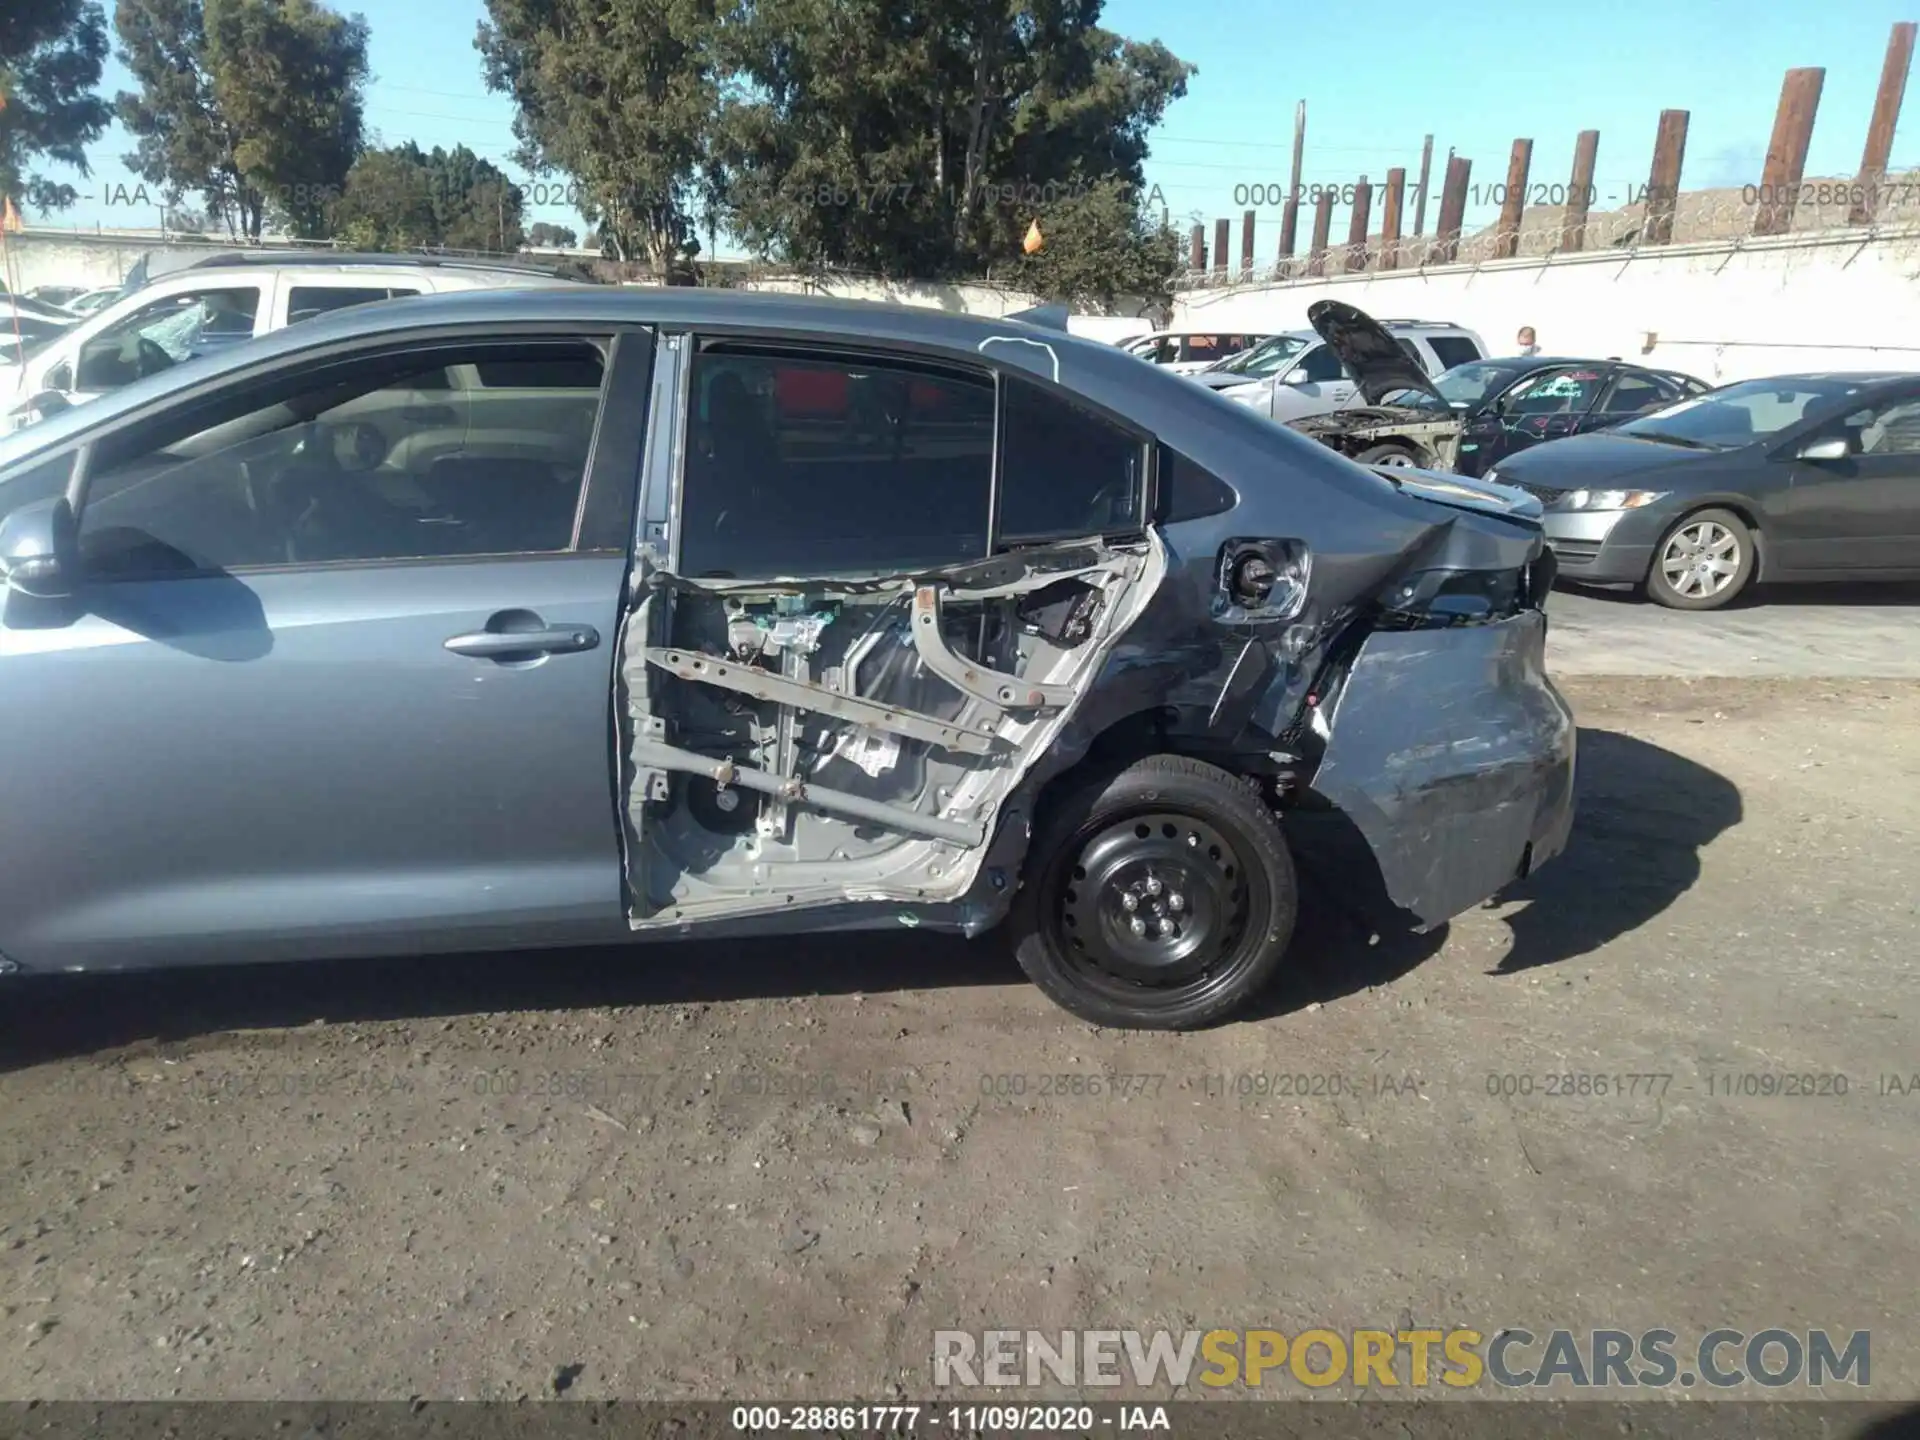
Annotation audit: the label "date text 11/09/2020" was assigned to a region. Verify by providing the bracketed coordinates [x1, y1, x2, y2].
[730, 1406, 1170, 1433]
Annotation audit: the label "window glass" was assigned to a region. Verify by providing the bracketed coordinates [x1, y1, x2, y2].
[1604, 373, 1666, 414]
[74, 288, 262, 393]
[998, 377, 1145, 543]
[678, 348, 995, 579]
[1296, 345, 1346, 383]
[286, 285, 421, 325]
[1157, 447, 1236, 523]
[1849, 396, 1920, 455]
[1501, 367, 1606, 415]
[1619, 378, 1869, 448]
[76, 340, 605, 579]
[1183, 336, 1223, 363]
[1213, 334, 1309, 378]
[1427, 336, 1483, 370]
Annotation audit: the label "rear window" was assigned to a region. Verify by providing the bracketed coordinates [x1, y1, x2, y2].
[1427, 335, 1483, 371]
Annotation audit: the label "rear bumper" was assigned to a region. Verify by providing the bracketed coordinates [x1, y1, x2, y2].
[1308, 609, 1576, 928]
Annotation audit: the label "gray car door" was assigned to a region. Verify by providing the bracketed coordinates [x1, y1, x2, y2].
[0, 327, 653, 973]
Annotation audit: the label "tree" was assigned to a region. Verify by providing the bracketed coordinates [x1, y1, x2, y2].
[115, 0, 370, 240]
[1009, 175, 1181, 311]
[476, 0, 716, 275]
[526, 220, 578, 248]
[330, 141, 525, 252]
[0, 0, 113, 213]
[712, 0, 1192, 280]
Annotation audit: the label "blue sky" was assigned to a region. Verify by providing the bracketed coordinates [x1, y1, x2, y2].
[32, 0, 1920, 256]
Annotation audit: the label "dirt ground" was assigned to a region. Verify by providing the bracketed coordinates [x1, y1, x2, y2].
[2, 676, 1918, 1404]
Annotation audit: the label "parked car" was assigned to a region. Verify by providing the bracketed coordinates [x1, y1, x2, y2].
[1484, 372, 1920, 609]
[0, 314, 75, 371]
[0, 289, 1573, 1029]
[1291, 333, 1711, 472]
[61, 287, 123, 318]
[25, 285, 89, 309]
[1119, 330, 1273, 375]
[1211, 314, 1487, 422]
[4, 254, 587, 430]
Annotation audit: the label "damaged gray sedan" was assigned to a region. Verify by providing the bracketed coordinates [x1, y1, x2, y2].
[0, 289, 1574, 1028]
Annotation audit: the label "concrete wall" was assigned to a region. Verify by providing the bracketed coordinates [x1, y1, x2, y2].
[2, 232, 159, 291]
[1171, 225, 1920, 385]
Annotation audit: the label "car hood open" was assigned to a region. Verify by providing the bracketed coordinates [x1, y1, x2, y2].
[1308, 299, 1446, 406]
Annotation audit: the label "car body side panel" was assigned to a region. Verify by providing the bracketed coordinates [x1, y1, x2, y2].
[1308, 610, 1576, 927]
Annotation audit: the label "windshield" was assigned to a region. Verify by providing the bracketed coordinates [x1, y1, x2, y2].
[1383, 360, 1522, 412]
[1208, 333, 1311, 378]
[1618, 377, 1872, 449]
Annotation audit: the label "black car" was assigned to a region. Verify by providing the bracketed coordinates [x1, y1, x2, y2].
[0, 288, 1574, 1030]
[1432, 359, 1708, 477]
[1283, 302, 1706, 474]
[1485, 372, 1920, 609]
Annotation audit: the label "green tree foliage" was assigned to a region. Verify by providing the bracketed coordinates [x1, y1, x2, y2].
[526, 220, 578, 247]
[1011, 175, 1182, 310]
[477, 0, 717, 275]
[711, 0, 1192, 283]
[331, 141, 526, 252]
[0, 0, 113, 212]
[115, 0, 369, 240]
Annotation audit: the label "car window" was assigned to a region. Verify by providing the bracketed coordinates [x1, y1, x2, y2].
[75, 339, 605, 580]
[998, 377, 1146, 544]
[1620, 379, 1869, 448]
[1501, 367, 1606, 415]
[1427, 336, 1483, 370]
[1213, 334, 1308, 378]
[73, 287, 262, 394]
[1848, 396, 1920, 455]
[1603, 373, 1666, 415]
[1393, 337, 1425, 370]
[1296, 345, 1346, 383]
[677, 347, 995, 579]
[286, 285, 422, 325]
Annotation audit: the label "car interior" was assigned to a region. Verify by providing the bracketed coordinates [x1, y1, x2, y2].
[74, 342, 605, 577]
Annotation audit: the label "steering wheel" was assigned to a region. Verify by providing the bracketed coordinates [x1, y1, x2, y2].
[135, 337, 177, 380]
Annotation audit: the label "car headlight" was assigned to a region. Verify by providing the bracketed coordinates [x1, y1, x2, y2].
[1561, 489, 1668, 510]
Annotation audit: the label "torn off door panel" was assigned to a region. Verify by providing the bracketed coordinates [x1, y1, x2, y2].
[617, 538, 1166, 928]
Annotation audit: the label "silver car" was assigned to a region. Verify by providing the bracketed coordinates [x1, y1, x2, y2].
[0, 289, 1574, 1029]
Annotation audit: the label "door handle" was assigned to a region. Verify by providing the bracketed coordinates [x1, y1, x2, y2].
[445, 624, 599, 658]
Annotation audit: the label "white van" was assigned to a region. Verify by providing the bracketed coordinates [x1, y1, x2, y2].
[5, 255, 586, 430]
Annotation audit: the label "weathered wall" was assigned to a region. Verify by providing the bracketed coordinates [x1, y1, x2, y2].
[1171, 225, 1920, 384]
[2, 233, 157, 291]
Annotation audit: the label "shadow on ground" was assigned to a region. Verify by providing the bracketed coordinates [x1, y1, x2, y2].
[0, 727, 1739, 1067]
[1558, 577, 1920, 609]
[1494, 725, 1743, 974]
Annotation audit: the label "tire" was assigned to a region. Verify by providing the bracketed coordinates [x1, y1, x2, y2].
[1355, 442, 1421, 467]
[1006, 754, 1298, 1030]
[1646, 506, 1756, 610]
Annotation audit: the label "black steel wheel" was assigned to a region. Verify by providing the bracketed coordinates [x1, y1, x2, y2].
[1008, 754, 1297, 1029]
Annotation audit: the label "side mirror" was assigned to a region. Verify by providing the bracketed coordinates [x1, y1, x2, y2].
[1798, 436, 1850, 462]
[1282, 367, 1310, 386]
[46, 361, 73, 393]
[0, 495, 80, 600]
[8, 390, 73, 432]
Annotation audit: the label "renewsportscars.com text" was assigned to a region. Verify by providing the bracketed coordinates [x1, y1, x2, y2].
[932, 1327, 1871, 1390]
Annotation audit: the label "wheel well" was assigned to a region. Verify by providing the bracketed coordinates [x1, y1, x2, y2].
[1658, 499, 1767, 580]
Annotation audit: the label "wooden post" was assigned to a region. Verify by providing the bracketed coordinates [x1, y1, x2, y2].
[1852, 23, 1916, 224]
[1379, 167, 1406, 270]
[1279, 100, 1306, 259]
[1307, 190, 1334, 276]
[1643, 110, 1689, 245]
[1493, 138, 1533, 258]
[1565, 129, 1600, 251]
[1188, 224, 1205, 271]
[1212, 217, 1230, 278]
[1240, 209, 1255, 278]
[1344, 176, 1373, 272]
[1412, 134, 1434, 236]
[1754, 68, 1825, 236]
[1431, 154, 1470, 263]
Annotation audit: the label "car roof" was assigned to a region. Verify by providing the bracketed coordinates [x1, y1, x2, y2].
[0, 287, 1403, 514]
